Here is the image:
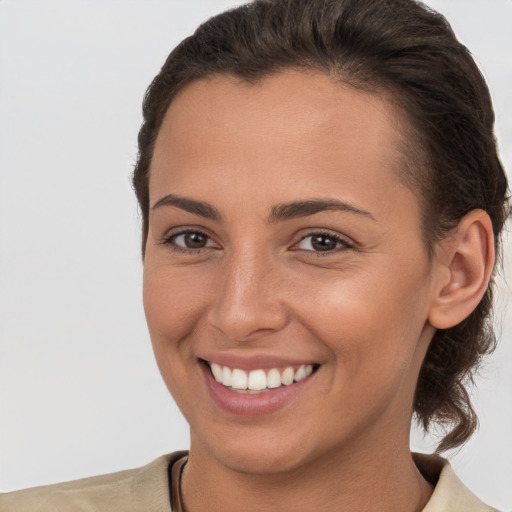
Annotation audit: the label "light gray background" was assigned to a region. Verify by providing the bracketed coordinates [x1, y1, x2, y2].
[0, 0, 511, 509]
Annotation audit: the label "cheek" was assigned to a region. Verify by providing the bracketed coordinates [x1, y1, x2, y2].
[294, 269, 431, 431]
[142, 261, 214, 398]
[143, 262, 210, 342]
[293, 262, 431, 372]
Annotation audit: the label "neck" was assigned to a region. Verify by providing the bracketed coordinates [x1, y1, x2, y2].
[181, 434, 433, 512]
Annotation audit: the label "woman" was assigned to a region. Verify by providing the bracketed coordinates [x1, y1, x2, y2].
[1, 0, 509, 510]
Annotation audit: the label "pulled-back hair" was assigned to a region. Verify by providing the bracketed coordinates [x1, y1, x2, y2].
[132, 0, 509, 451]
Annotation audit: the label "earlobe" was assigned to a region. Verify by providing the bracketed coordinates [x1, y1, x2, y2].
[429, 209, 495, 330]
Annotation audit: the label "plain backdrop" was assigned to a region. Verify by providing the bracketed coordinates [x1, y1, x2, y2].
[0, 0, 511, 509]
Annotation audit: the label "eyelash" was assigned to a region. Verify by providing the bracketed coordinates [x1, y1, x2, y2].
[160, 229, 354, 255]
[160, 229, 218, 254]
[293, 230, 354, 255]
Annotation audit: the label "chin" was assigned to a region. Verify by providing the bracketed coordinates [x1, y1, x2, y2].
[193, 424, 321, 476]
[216, 443, 310, 476]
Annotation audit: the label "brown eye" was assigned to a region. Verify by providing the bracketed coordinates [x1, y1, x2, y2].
[295, 232, 352, 253]
[183, 232, 208, 248]
[310, 235, 337, 251]
[167, 231, 216, 251]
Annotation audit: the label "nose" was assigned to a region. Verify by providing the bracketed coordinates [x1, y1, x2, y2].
[207, 250, 289, 342]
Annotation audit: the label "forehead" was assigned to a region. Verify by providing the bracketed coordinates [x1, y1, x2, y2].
[150, 70, 414, 216]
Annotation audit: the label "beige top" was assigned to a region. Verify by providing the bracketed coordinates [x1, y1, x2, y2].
[0, 451, 499, 511]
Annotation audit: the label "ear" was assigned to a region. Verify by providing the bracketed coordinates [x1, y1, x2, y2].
[429, 209, 495, 330]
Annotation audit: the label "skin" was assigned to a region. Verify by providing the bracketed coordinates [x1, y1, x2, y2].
[143, 70, 492, 511]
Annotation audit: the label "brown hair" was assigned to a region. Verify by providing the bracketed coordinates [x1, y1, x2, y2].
[132, 0, 509, 451]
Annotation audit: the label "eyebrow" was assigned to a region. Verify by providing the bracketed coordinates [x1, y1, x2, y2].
[269, 199, 376, 223]
[151, 194, 375, 223]
[152, 194, 222, 221]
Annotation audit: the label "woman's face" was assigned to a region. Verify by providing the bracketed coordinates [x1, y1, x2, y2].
[143, 70, 439, 474]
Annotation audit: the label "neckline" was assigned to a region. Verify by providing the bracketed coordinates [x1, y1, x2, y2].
[168, 452, 446, 512]
[169, 454, 188, 511]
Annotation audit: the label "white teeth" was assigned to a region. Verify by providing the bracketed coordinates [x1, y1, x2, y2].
[209, 362, 315, 392]
[281, 366, 295, 386]
[267, 368, 282, 388]
[222, 366, 232, 387]
[211, 362, 223, 382]
[248, 369, 267, 391]
[294, 365, 306, 382]
[231, 368, 248, 390]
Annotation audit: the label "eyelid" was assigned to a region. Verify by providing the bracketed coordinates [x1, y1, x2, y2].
[290, 229, 355, 253]
[158, 226, 354, 255]
[159, 226, 221, 252]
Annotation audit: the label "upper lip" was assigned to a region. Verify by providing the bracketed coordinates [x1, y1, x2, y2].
[199, 353, 318, 371]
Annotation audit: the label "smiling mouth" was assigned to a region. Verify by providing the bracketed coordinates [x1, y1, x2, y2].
[202, 360, 320, 394]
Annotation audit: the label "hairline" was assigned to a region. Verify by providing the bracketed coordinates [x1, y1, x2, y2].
[141, 66, 437, 258]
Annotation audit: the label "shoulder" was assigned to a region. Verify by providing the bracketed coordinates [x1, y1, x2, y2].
[0, 451, 186, 512]
[414, 453, 501, 512]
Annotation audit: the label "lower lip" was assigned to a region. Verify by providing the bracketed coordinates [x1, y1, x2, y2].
[201, 363, 314, 416]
